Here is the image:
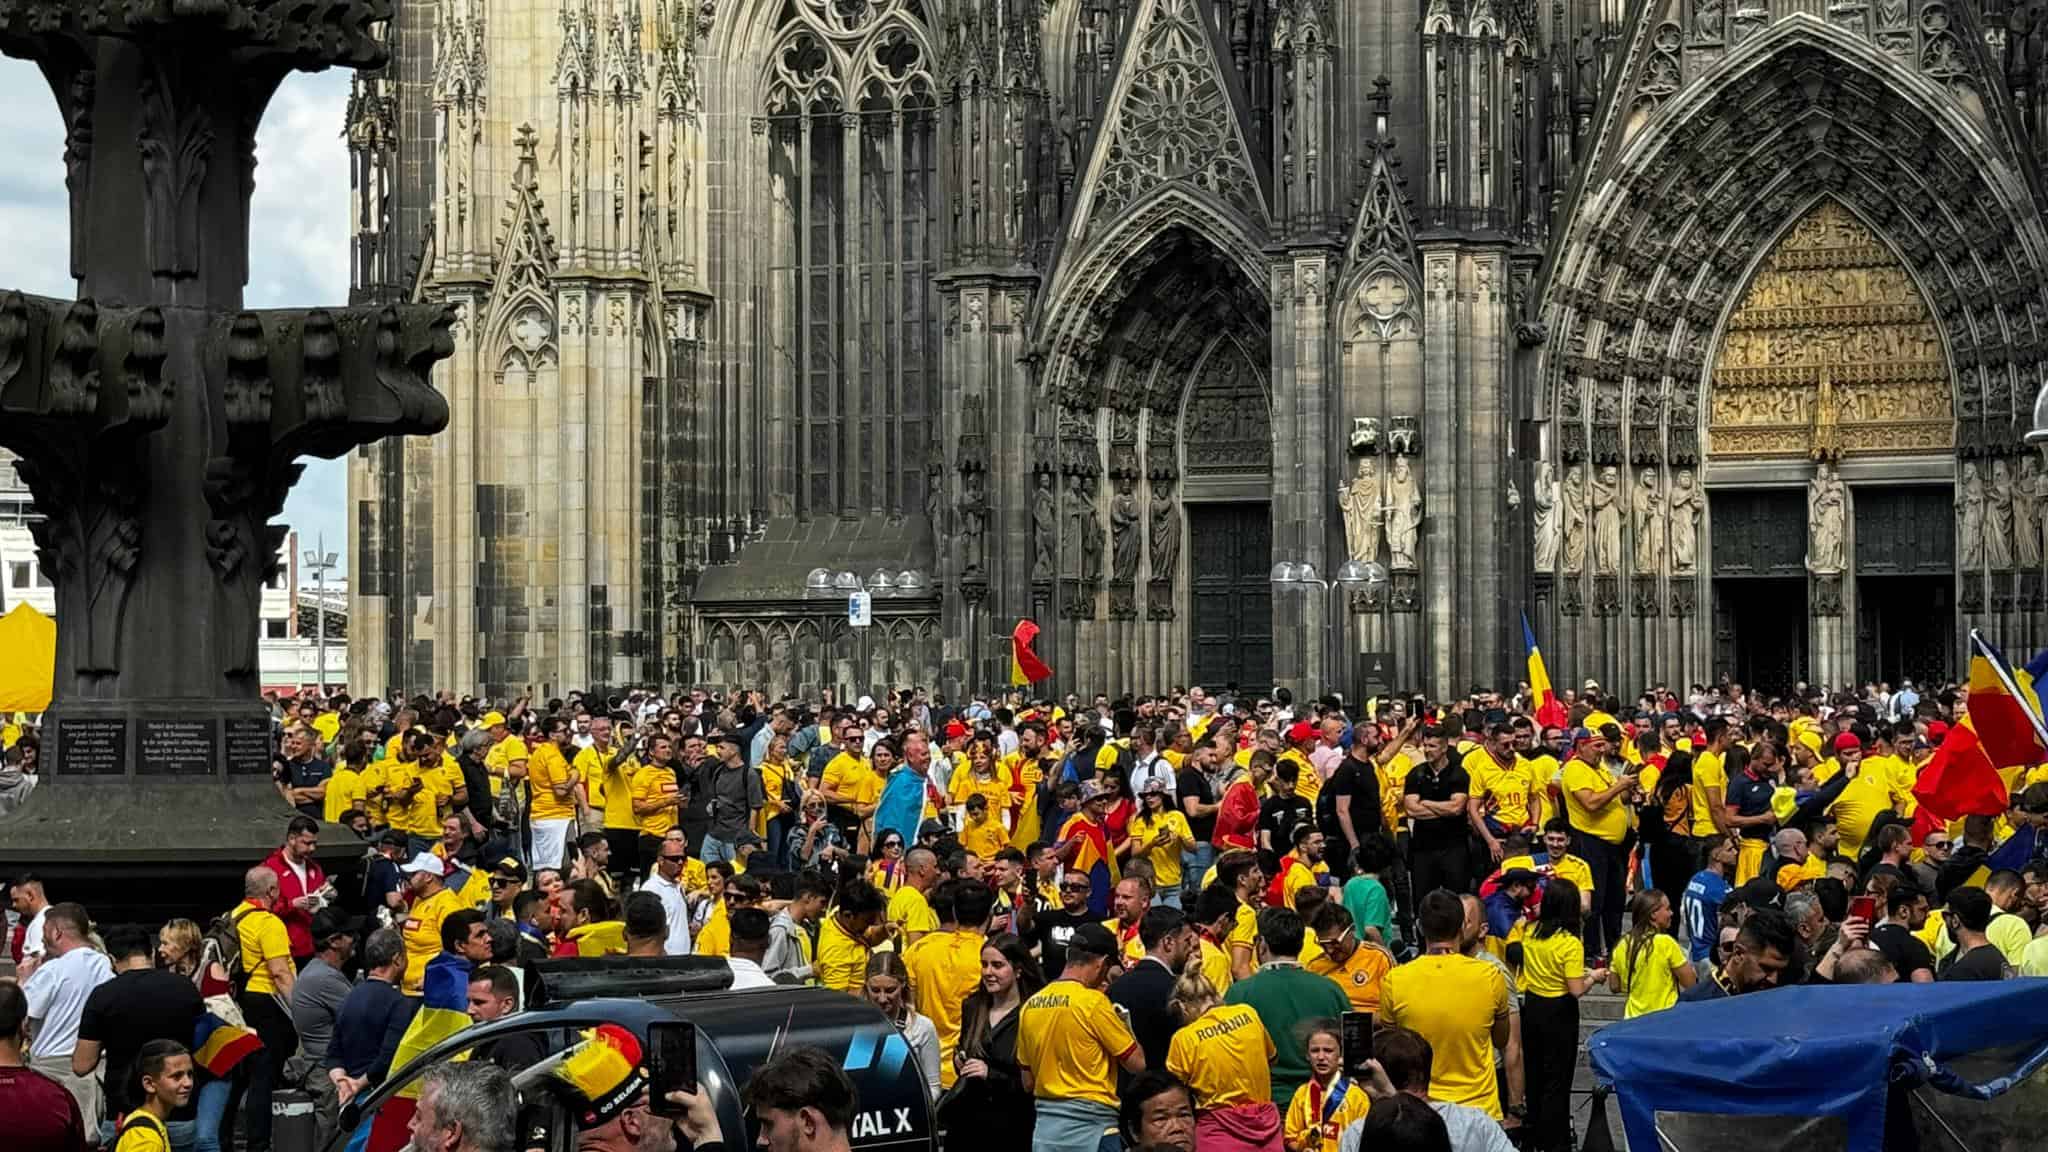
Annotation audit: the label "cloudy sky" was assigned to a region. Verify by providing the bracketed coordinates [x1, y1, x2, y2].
[0, 61, 356, 571]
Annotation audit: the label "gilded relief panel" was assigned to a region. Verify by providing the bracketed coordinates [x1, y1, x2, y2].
[1708, 198, 1953, 459]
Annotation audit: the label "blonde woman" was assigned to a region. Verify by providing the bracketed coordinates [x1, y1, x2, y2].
[863, 952, 941, 1100]
[1164, 970, 1282, 1152]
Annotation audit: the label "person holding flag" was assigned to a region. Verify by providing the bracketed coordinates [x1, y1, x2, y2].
[362, 910, 493, 1152]
[1011, 619, 1053, 687]
[1057, 781, 1123, 919]
[1523, 617, 1569, 730]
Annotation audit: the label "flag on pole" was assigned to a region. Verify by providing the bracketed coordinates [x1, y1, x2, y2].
[1911, 720, 2009, 841]
[1524, 615, 1569, 729]
[1963, 631, 2048, 768]
[1010, 619, 1053, 685]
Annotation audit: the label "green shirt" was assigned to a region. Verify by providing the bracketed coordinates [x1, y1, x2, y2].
[1222, 961, 1351, 1102]
[1342, 875, 1393, 943]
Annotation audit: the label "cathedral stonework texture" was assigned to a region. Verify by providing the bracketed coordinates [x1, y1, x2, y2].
[349, 0, 2048, 701]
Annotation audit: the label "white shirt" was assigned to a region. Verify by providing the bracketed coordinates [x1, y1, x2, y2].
[1129, 753, 1174, 798]
[638, 871, 694, 957]
[21, 906, 48, 959]
[725, 957, 778, 990]
[22, 944, 113, 1056]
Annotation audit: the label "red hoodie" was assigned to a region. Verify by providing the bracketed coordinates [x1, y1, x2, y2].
[263, 848, 326, 960]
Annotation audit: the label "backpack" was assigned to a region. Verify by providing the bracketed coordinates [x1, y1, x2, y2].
[202, 904, 259, 992]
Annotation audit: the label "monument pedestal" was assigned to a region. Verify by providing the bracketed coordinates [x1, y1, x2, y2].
[47, 700, 273, 778]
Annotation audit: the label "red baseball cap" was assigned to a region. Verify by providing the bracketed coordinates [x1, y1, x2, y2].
[1833, 732, 1863, 752]
[1286, 721, 1315, 745]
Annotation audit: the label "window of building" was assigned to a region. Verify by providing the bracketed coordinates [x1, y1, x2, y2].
[264, 618, 289, 640]
[8, 561, 26, 588]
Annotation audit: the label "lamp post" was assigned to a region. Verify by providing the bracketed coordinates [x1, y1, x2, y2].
[803, 567, 928, 700]
[1269, 557, 1387, 696]
[302, 536, 339, 696]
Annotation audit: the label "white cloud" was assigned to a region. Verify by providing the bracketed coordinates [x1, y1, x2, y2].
[0, 61, 355, 569]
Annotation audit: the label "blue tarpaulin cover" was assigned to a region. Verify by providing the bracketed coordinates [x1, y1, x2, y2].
[1587, 981, 2048, 1151]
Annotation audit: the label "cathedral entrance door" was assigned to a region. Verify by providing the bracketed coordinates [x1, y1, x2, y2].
[1188, 503, 1273, 692]
[1708, 488, 1809, 693]
[1853, 484, 1957, 687]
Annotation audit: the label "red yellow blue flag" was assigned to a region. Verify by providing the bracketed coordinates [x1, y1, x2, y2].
[1963, 631, 2048, 769]
[1057, 811, 1120, 918]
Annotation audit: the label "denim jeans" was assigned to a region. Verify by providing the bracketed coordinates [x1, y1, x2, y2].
[101, 1079, 231, 1152]
[1182, 841, 1215, 904]
[700, 835, 738, 866]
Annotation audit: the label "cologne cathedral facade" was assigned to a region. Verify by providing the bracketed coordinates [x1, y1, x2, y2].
[348, 0, 2048, 702]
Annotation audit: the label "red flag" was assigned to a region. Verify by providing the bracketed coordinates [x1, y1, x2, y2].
[1010, 619, 1052, 685]
[1910, 721, 2009, 842]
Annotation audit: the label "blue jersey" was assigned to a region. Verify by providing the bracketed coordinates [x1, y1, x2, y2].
[1682, 869, 1730, 961]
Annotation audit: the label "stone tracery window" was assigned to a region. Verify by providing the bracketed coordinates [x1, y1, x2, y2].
[763, 0, 940, 519]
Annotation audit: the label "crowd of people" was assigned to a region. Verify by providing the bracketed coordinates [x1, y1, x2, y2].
[3, 671, 2047, 1152]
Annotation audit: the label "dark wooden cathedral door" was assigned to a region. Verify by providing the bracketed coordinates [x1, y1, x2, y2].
[1188, 503, 1273, 692]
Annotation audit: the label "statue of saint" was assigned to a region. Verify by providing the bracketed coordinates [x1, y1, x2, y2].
[1031, 472, 1057, 581]
[1149, 480, 1181, 584]
[1337, 456, 1383, 564]
[1110, 475, 1142, 581]
[958, 470, 987, 575]
[1592, 465, 1622, 574]
[1669, 469, 1701, 574]
[1562, 462, 1589, 574]
[1385, 456, 1422, 570]
[1632, 468, 1664, 573]
[1807, 461, 1847, 574]
[1531, 461, 1560, 572]
[2019, 456, 2044, 569]
[1987, 458, 2016, 571]
[1067, 473, 1104, 581]
[1958, 462, 1986, 570]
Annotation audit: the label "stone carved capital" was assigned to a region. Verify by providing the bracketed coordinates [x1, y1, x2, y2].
[0, 1, 393, 69]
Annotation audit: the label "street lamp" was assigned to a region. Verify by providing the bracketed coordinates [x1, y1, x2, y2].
[798, 567, 929, 697]
[301, 536, 339, 695]
[1271, 556, 1386, 694]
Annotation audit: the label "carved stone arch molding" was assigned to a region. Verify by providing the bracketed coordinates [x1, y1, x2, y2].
[1540, 23, 2048, 460]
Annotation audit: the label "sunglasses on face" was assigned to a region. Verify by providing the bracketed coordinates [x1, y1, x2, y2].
[1062, 882, 1091, 892]
[661, 854, 688, 863]
[490, 877, 518, 887]
[1717, 941, 1738, 954]
[1926, 840, 1951, 849]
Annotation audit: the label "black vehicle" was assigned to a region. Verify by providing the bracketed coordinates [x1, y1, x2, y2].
[331, 959, 935, 1152]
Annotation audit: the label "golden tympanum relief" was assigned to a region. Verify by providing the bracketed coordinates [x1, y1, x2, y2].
[1709, 198, 1952, 459]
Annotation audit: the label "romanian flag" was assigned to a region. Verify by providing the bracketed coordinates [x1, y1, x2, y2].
[366, 952, 474, 1152]
[1524, 616, 1568, 730]
[1057, 810, 1120, 917]
[191, 1013, 261, 1078]
[1010, 619, 1053, 686]
[1963, 632, 2048, 768]
[1911, 721, 2009, 842]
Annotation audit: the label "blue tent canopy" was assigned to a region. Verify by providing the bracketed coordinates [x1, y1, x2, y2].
[1587, 981, 2048, 1151]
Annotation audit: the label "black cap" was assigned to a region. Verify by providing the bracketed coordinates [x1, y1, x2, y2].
[1065, 922, 1119, 958]
[378, 828, 409, 848]
[1499, 868, 1541, 889]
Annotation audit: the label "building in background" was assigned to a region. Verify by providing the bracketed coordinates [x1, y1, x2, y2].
[348, 0, 2048, 702]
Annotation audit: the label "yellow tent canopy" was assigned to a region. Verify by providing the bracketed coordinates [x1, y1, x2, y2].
[0, 601, 55, 712]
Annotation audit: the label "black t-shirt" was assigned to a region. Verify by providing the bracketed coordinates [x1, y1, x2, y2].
[1318, 757, 1380, 843]
[1033, 908, 1096, 978]
[1403, 761, 1472, 847]
[79, 968, 204, 1113]
[1726, 773, 1777, 840]
[1940, 943, 2008, 981]
[474, 1029, 550, 1071]
[1176, 768, 1216, 841]
[1870, 923, 1937, 981]
[1259, 794, 1314, 850]
[285, 756, 334, 821]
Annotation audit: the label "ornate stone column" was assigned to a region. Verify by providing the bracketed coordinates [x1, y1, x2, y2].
[0, 4, 449, 780]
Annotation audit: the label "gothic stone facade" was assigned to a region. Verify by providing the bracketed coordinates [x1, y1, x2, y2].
[348, 0, 2048, 702]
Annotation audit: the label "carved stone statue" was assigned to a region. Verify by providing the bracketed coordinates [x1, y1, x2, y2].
[1110, 474, 1142, 580]
[1807, 461, 1847, 574]
[1031, 472, 1057, 580]
[2020, 455, 2044, 569]
[1632, 468, 1664, 573]
[1338, 457, 1383, 564]
[1574, 28, 1601, 101]
[1958, 462, 1986, 571]
[1067, 473, 1104, 581]
[1149, 480, 1182, 584]
[1669, 469, 1701, 574]
[958, 470, 987, 576]
[1695, 0, 1726, 40]
[1562, 462, 1589, 573]
[1592, 465, 1622, 574]
[1385, 455, 1423, 570]
[1531, 461, 1560, 572]
[925, 458, 946, 531]
[1987, 458, 2016, 571]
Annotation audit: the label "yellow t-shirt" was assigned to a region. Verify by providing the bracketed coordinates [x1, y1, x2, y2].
[1228, 902, 1259, 961]
[1690, 750, 1727, 837]
[1501, 853, 1594, 896]
[1517, 930, 1586, 997]
[1612, 931, 1687, 1018]
[1281, 749, 1322, 807]
[696, 900, 730, 957]
[1828, 772, 1895, 859]
[528, 742, 578, 821]
[822, 752, 877, 809]
[359, 760, 390, 826]
[1561, 758, 1629, 844]
[312, 712, 342, 745]
[1378, 753, 1416, 833]
[756, 758, 796, 836]
[1167, 1003, 1273, 1108]
[951, 770, 1012, 819]
[579, 746, 640, 831]
[1129, 810, 1193, 889]
[323, 766, 367, 824]
[114, 1112, 171, 1152]
[1380, 954, 1510, 1118]
[233, 901, 292, 996]
[631, 766, 683, 838]
[888, 884, 941, 936]
[569, 920, 628, 957]
[1308, 942, 1395, 1012]
[817, 913, 871, 994]
[1469, 751, 1538, 830]
[960, 815, 1010, 861]
[484, 736, 529, 797]
[904, 929, 987, 1088]
[1198, 935, 1234, 994]
[1277, 857, 1318, 910]
[1017, 979, 1139, 1108]
[400, 885, 465, 995]
[386, 763, 440, 837]
[1285, 1077, 1372, 1152]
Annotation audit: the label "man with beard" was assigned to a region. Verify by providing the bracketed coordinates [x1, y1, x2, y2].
[1678, 907, 1797, 1000]
[1032, 871, 1100, 979]
[1108, 908, 1196, 1071]
[1403, 727, 1473, 900]
[1017, 924, 1145, 1152]
[1267, 825, 1328, 911]
[1318, 724, 1385, 880]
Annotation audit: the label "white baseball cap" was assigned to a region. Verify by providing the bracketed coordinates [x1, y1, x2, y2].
[399, 852, 445, 877]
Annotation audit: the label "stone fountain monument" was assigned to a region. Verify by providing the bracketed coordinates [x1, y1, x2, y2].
[0, 2, 449, 893]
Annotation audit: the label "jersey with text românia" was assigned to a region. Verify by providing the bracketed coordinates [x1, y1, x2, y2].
[1016, 979, 1137, 1109]
[1166, 1002, 1273, 1108]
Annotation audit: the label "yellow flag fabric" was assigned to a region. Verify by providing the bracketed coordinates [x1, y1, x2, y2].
[0, 603, 55, 711]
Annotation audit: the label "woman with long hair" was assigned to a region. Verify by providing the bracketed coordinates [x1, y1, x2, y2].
[1126, 783, 1194, 908]
[943, 934, 1044, 1152]
[1518, 877, 1600, 1152]
[757, 732, 801, 867]
[863, 952, 942, 1100]
[1098, 771, 1135, 852]
[867, 829, 908, 892]
[1164, 971, 1283, 1152]
[1608, 889, 1696, 1017]
[156, 919, 238, 1152]
[1644, 749, 1697, 909]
